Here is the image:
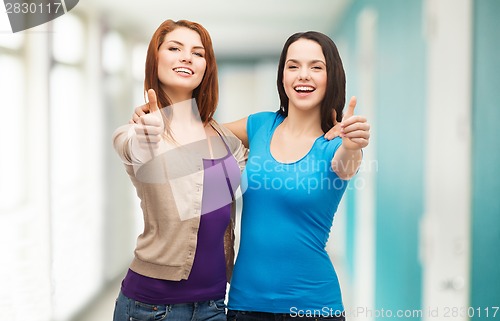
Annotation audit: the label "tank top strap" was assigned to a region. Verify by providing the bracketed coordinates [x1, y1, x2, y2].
[210, 123, 232, 154]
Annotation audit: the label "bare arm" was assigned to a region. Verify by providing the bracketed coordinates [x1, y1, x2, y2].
[332, 147, 363, 180]
[223, 117, 249, 148]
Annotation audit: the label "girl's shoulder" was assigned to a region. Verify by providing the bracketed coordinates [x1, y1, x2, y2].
[210, 119, 244, 148]
[248, 111, 282, 124]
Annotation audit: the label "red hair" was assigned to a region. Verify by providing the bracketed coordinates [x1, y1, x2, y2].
[144, 19, 218, 124]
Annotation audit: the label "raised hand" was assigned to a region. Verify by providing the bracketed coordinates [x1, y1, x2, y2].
[130, 89, 166, 163]
[129, 94, 151, 124]
[339, 96, 370, 150]
[324, 109, 341, 140]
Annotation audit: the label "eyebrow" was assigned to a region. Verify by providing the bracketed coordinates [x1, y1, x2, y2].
[166, 40, 205, 50]
[286, 58, 326, 65]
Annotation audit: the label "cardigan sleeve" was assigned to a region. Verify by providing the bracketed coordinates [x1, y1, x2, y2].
[112, 124, 135, 165]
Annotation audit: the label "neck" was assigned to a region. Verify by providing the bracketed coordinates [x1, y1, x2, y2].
[163, 87, 204, 126]
[283, 107, 323, 137]
[167, 98, 207, 145]
[168, 98, 202, 126]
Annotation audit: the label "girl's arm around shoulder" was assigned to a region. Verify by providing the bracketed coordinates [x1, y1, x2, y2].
[223, 111, 279, 149]
[223, 117, 249, 148]
[212, 121, 248, 173]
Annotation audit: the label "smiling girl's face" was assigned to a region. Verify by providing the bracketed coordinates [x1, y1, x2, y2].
[157, 27, 207, 99]
[282, 38, 327, 113]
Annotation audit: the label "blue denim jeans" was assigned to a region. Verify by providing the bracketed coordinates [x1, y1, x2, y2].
[113, 291, 226, 321]
[226, 310, 345, 321]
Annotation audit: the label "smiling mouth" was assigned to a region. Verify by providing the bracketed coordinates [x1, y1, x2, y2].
[294, 85, 315, 93]
[173, 67, 194, 75]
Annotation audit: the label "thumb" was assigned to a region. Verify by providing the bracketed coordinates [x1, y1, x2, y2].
[147, 89, 159, 113]
[143, 89, 164, 129]
[343, 96, 357, 121]
[331, 108, 338, 125]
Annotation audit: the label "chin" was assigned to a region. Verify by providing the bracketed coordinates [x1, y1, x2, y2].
[291, 102, 321, 112]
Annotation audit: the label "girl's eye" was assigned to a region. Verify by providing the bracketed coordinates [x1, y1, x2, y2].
[169, 47, 180, 52]
[287, 65, 298, 69]
[193, 52, 204, 57]
[312, 66, 323, 70]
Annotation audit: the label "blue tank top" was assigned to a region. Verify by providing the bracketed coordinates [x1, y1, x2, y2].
[228, 112, 348, 314]
[121, 136, 240, 304]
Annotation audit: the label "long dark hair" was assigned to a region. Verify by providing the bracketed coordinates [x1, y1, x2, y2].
[277, 31, 346, 133]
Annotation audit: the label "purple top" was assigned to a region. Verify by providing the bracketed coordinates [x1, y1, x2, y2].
[121, 144, 241, 304]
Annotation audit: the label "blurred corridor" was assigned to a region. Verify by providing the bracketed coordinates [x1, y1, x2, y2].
[1, 0, 499, 320]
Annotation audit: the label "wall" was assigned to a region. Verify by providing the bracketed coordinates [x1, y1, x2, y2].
[471, 0, 500, 317]
[334, 0, 426, 319]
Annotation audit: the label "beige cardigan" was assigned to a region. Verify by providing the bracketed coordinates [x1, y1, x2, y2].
[112, 120, 247, 281]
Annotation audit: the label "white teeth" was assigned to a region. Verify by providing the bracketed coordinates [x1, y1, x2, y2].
[295, 86, 314, 92]
[174, 67, 193, 75]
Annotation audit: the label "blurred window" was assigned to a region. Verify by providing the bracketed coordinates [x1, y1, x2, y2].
[50, 13, 103, 321]
[52, 13, 84, 64]
[0, 42, 25, 211]
[102, 31, 125, 74]
[0, 53, 26, 211]
[0, 32, 24, 50]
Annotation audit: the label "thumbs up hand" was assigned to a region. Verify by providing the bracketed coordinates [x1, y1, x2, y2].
[129, 89, 166, 163]
[339, 96, 370, 150]
[324, 109, 341, 140]
[134, 89, 165, 149]
[130, 90, 153, 124]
